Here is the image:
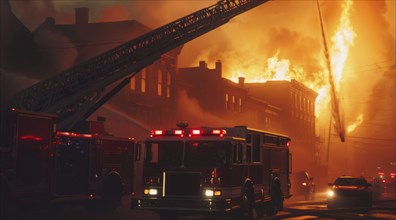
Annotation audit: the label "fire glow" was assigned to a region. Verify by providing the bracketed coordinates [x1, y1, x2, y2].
[227, 0, 363, 137]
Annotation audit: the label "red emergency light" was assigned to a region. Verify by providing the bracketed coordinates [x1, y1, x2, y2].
[192, 129, 201, 135]
[150, 130, 163, 137]
[212, 129, 226, 137]
[56, 131, 92, 138]
[174, 130, 183, 136]
[20, 135, 42, 141]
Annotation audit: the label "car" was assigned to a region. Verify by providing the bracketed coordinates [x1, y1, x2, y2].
[291, 171, 315, 200]
[327, 175, 372, 209]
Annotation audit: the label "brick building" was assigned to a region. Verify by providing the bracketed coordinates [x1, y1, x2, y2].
[176, 61, 282, 131]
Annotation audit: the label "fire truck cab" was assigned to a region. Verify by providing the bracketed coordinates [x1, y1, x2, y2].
[0, 109, 135, 217]
[131, 124, 291, 219]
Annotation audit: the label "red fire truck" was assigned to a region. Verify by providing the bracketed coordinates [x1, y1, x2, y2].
[131, 124, 292, 219]
[0, 109, 135, 216]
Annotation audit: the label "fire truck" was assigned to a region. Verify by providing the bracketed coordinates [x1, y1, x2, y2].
[131, 124, 292, 219]
[0, 109, 135, 216]
[2, 0, 273, 217]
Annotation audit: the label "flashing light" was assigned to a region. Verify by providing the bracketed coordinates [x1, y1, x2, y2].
[56, 132, 92, 138]
[150, 128, 228, 137]
[174, 130, 183, 136]
[212, 129, 226, 137]
[302, 182, 307, 186]
[287, 141, 290, 147]
[192, 129, 201, 135]
[155, 130, 163, 135]
[327, 190, 335, 197]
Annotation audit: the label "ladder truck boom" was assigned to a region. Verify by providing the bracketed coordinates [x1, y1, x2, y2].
[13, 0, 270, 131]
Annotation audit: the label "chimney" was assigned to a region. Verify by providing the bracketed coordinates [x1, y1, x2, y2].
[199, 61, 207, 69]
[238, 77, 245, 86]
[215, 60, 222, 74]
[75, 7, 89, 25]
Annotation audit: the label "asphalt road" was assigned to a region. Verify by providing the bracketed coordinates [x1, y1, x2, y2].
[5, 191, 396, 220]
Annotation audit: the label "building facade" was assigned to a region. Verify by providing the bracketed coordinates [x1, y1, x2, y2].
[176, 61, 282, 130]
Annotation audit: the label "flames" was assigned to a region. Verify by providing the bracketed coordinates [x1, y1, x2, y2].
[347, 114, 363, 134]
[227, 0, 363, 138]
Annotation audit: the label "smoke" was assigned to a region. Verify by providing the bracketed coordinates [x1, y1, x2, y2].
[10, 0, 73, 31]
[176, 90, 228, 128]
[0, 70, 38, 108]
[97, 4, 129, 22]
[33, 29, 78, 79]
[9, 1, 210, 31]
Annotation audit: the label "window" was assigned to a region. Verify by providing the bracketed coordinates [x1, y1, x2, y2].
[232, 96, 236, 111]
[145, 141, 183, 166]
[185, 141, 231, 167]
[225, 93, 229, 110]
[238, 97, 242, 112]
[246, 133, 252, 144]
[166, 72, 171, 98]
[157, 69, 162, 96]
[130, 77, 136, 91]
[141, 69, 146, 93]
[246, 145, 252, 163]
[232, 143, 243, 163]
[253, 134, 260, 162]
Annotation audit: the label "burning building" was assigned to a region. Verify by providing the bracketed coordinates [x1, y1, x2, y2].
[177, 60, 282, 131]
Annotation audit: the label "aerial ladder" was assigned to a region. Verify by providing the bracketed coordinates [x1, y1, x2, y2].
[13, 0, 271, 131]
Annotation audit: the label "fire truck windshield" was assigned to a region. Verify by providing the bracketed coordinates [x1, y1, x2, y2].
[144, 140, 231, 167]
[145, 141, 183, 166]
[185, 141, 230, 167]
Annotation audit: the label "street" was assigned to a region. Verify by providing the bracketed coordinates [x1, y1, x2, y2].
[6, 191, 396, 220]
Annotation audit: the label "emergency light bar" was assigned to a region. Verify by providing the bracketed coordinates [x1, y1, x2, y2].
[56, 131, 93, 138]
[150, 128, 227, 137]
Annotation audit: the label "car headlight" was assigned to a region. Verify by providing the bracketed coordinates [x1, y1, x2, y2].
[327, 190, 335, 197]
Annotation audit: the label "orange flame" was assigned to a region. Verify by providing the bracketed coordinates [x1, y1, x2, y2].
[212, 0, 364, 138]
[347, 114, 364, 133]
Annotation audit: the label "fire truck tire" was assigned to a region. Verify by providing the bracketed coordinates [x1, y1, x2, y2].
[101, 176, 122, 214]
